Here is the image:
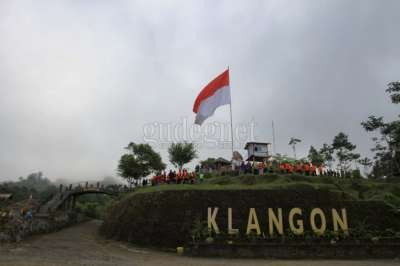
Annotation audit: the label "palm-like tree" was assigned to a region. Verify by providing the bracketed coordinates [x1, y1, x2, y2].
[289, 137, 301, 159]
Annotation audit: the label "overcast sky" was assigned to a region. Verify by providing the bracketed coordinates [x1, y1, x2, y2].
[0, 0, 399, 181]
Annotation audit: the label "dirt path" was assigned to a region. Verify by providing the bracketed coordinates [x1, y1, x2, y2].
[0, 220, 399, 266]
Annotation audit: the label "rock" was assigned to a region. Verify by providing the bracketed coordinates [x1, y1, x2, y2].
[0, 232, 11, 242]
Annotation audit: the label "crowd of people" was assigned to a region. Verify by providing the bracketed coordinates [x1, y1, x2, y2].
[151, 169, 201, 185]
[150, 160, 349, 186]
[239, 161, 345, 177]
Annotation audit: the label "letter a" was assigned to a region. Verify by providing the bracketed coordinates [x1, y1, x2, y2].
[246, 208, 261, 235]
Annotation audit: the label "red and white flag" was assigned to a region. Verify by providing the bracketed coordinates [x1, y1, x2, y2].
[193, 69, 231, 125]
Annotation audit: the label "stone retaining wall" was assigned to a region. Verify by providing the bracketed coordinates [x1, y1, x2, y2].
[186, 242, 400, 259]
[101, 189, 400, 249]
[0, 211, 85, 243]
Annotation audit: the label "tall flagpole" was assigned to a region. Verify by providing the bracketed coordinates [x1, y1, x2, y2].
[272, 120, 276, 155]
[228, 67, 234, 160]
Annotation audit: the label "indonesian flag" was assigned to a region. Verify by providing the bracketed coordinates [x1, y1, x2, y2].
[193, 69, 231, 125]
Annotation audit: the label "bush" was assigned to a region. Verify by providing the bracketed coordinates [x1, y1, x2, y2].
[203, 172, 214, 179]
[239, 175, 256, 185]
[221, 170, 240, 177]
[209, 176, 234, 185]
[283, 182, 315, 191]
[352, 169, 362, 179]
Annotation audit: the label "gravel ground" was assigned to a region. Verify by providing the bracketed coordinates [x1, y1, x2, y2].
[0, 220, 399, 266]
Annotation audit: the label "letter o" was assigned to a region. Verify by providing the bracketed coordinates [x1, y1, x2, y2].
[310, 208, 326, 235]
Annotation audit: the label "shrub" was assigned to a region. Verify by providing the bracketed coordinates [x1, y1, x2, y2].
[352, 169, 362, 179]
[239, 175, 257, 185]
[203, 172, 214, 179]
[209, 176, 234, 185]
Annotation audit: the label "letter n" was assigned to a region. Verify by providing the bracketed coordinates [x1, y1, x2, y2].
[332, 208, 349, 235]
[268, 208, 283, 235]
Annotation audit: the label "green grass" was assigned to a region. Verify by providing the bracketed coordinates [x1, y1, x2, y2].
[123, 174, 400, 208]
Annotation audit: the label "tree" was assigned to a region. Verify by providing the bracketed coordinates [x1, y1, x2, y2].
[386, 81, 400, 104]
[288, 137, 301, 159]
[307, 146, 324, 166]
[361, 81, 400, 178]
[168, 142, 197, 170]
[332, 132, 360, 172]
[319, 143, 334, 167]
[117, 142, 165, 186]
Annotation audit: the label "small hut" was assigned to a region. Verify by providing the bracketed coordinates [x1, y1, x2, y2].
[244, 142, 271, 162]
[200, 157, 232, 173]
[214, 157, 231, 172]
[0, 193, 13, 201]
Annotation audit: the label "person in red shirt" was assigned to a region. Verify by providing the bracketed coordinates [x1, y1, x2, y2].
[183, 169, 189, 183]
[279, 163, 285, 174]
[190, 172, 196, 184]
[177, 170, 182, 184]
[287, 163, 293, 174]
[304, 163, 310, 176]
[295, 163, 302, 174]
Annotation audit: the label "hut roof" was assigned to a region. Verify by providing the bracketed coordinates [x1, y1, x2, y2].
[0, 193, 12, 200]
[214, 157, 231, 165]
[244, 142, 271, 149]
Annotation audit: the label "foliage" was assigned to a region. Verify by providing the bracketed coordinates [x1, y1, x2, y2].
[361, 82, 400, 178]
[118, 142, 165, 186]
[351, 169, 362, 179]
[239, 175, 257, 185]
[319, 143, 334, 167]
[0, 172, 57, 204]
[272, 153, 297, 163]
[386, 81, 400, 104]
[288, 137, 301, 159]
[332, 132, 360, 171]
[75, 194, 114, 219]
[358, 157, 373, 168]
[288, 137, 301, 146]
[307, 146, 324, 166]
[168, 142, 197, 170]
[190, 218, 209, 243]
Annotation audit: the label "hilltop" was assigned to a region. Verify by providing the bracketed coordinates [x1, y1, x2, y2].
[123, 174, 400, 208]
